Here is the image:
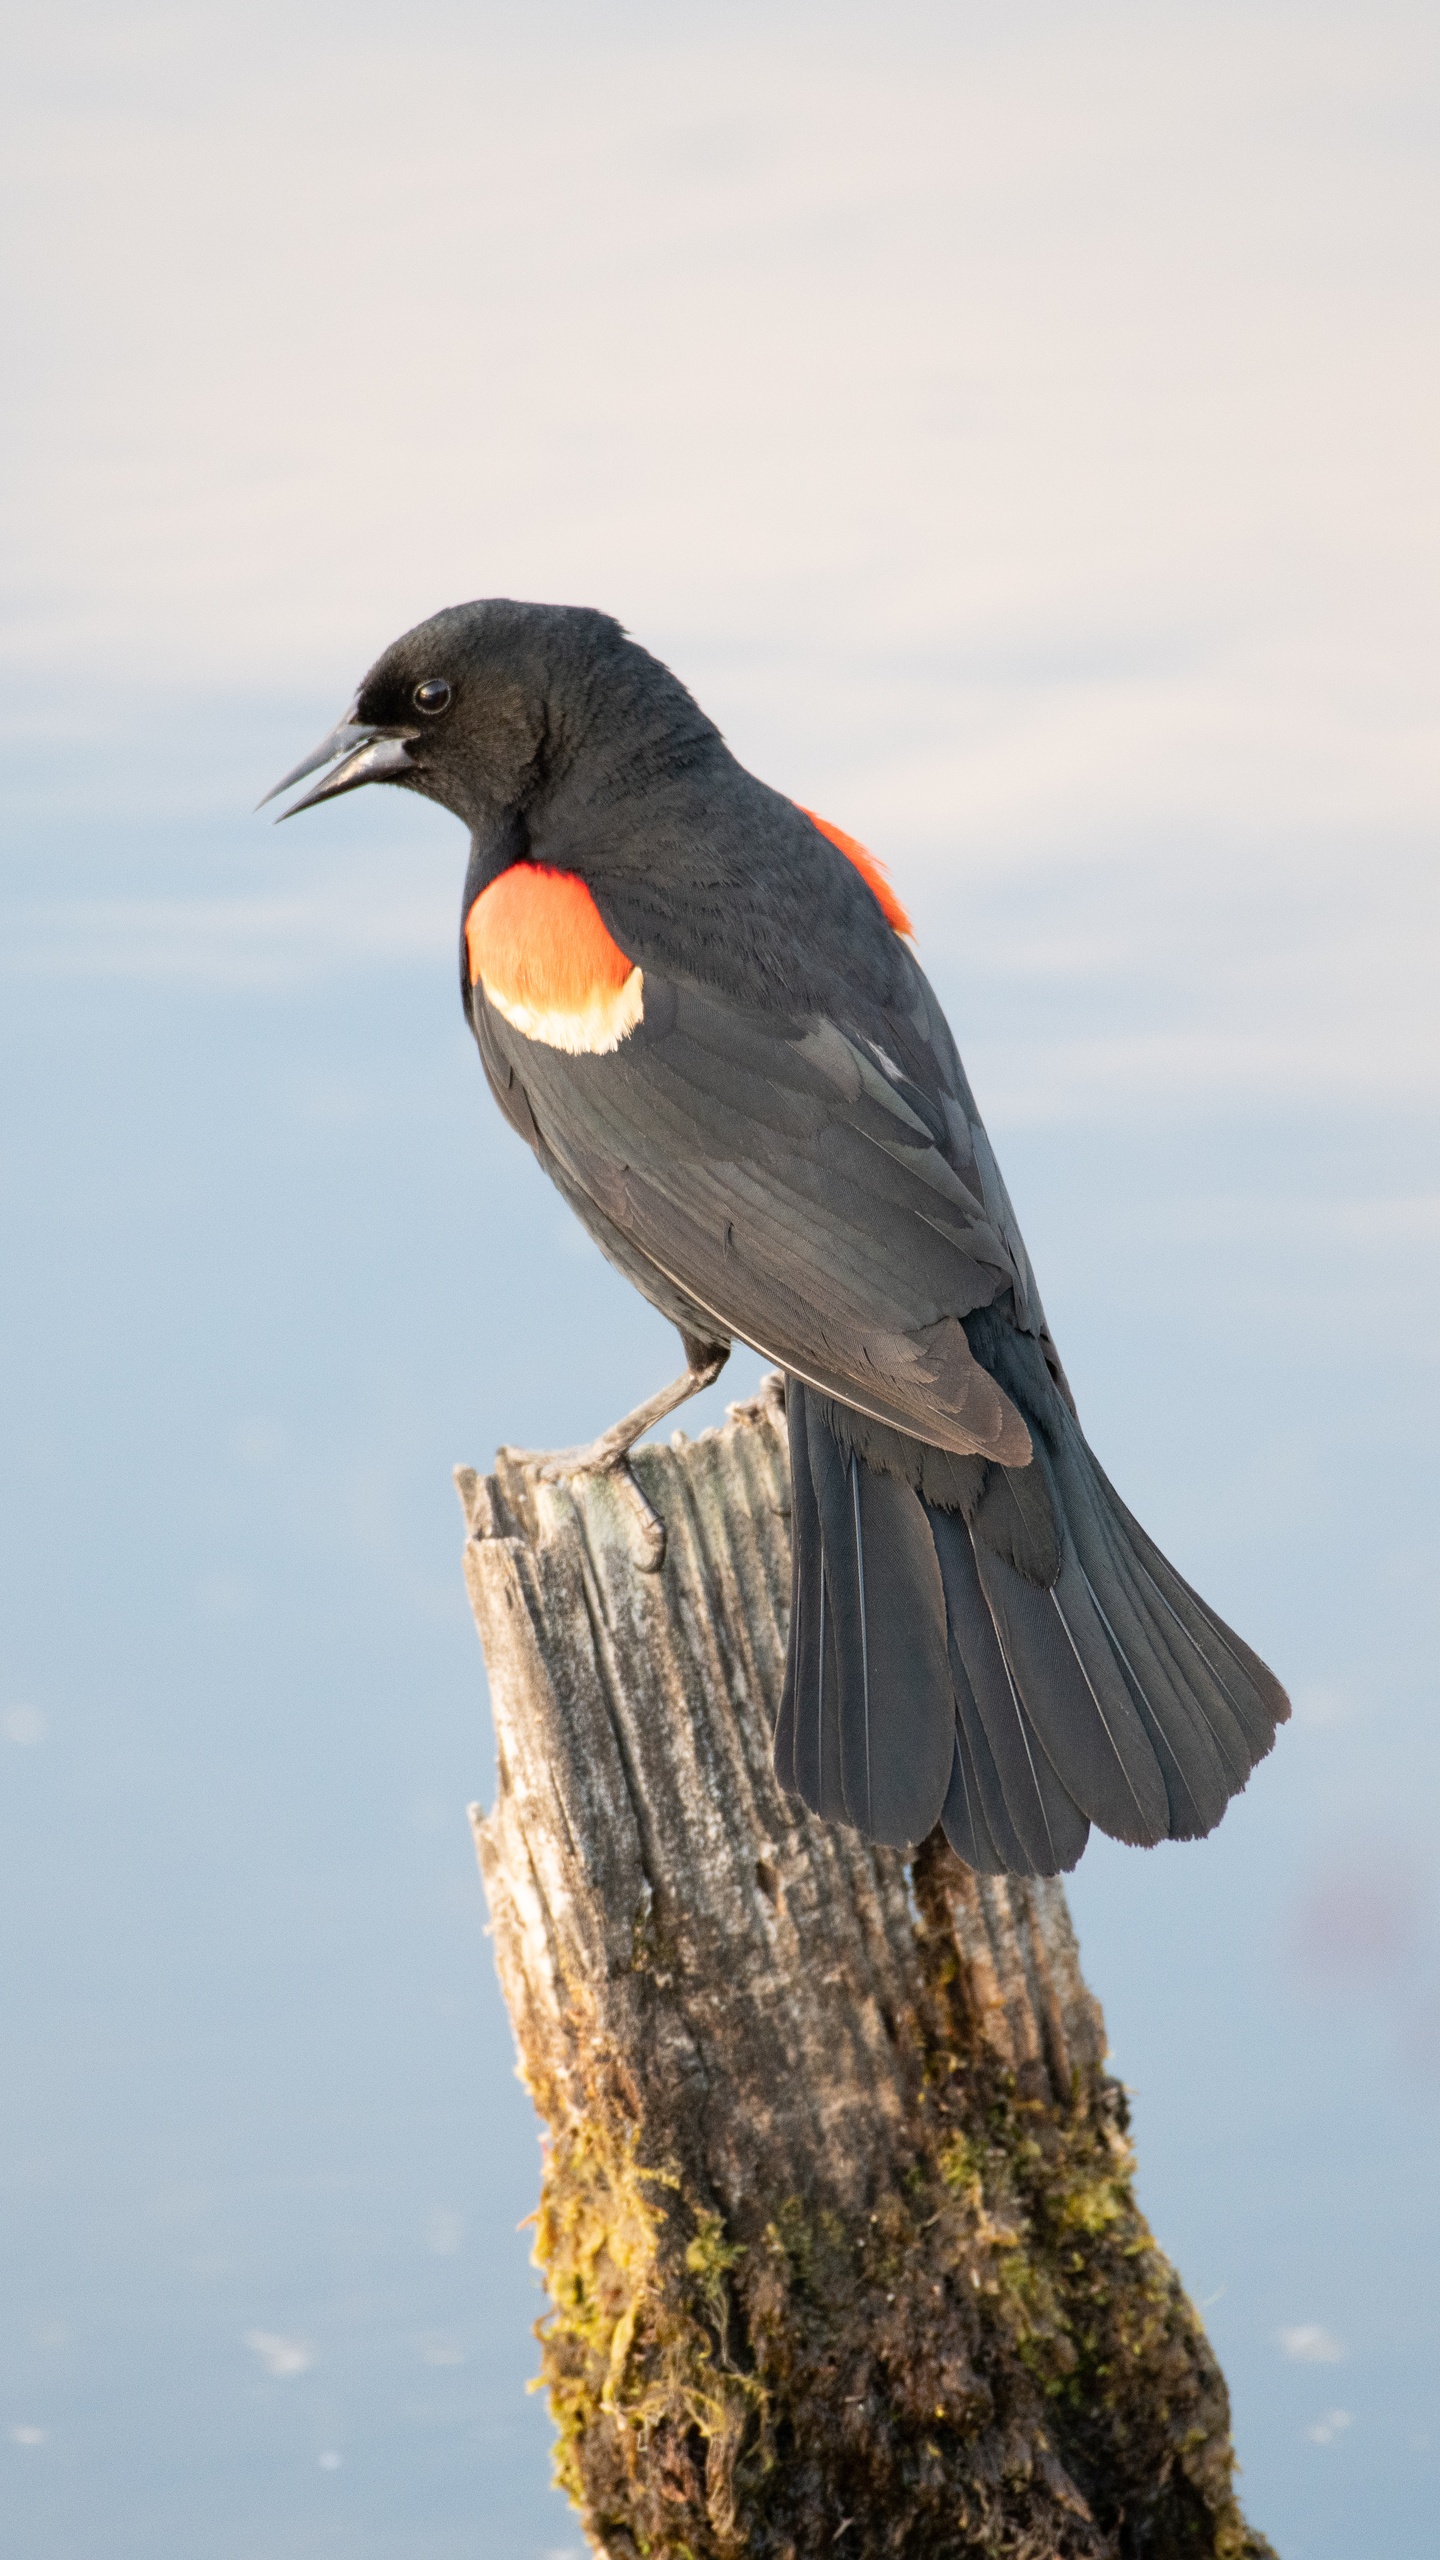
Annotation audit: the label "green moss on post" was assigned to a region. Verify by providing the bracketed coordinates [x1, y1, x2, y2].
[458, 1388, 1276, 2560]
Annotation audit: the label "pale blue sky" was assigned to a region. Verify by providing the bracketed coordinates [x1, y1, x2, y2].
[2, 6, 1438, 2555]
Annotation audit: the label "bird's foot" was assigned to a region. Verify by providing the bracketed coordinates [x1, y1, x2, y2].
[499, 1439, 668, 1571]
[499, 1343, 729, 1574]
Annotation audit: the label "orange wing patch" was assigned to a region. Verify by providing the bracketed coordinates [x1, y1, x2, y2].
[799, 808, 912, 937]
[466, 865, 643, 1055]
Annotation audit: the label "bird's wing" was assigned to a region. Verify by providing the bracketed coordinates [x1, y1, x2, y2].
[475, 964, 1039, 1464]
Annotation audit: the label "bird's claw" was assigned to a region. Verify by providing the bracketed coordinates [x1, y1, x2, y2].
[501, 1445, 593, 1482]
[500, 1437, 628, 1483]
[496, 1346, 727, 1573]
[498, 1442, 667, 1572]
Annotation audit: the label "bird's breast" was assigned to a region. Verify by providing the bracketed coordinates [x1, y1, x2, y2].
[465, 864, 644, 1056]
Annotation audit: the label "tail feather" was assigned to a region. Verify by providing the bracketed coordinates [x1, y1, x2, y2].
[1061, 1477, 1243, 1831]
[1074, 1554, 1233, 1839]
[1141, 1535, 1289, 1752]
[940, 1726, 1019, 1877]
[774, 1389, 849, 1824]
[1049, 1418, 1287, 1807]
[944, 1638, 1054, 1876]
[774, 1377, 1289, 1873]
[1053, 1436, 1246, 1775]
[781, 1386, 954, 1846]
[927, 1505, 1090, 1874]
[970, 1536, 1169, 1845]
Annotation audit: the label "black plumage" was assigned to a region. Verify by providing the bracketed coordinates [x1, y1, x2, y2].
[269, 597, 1290, 1876]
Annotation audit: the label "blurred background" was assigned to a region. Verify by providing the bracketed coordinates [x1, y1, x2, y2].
[2, 4, 1436, 2554]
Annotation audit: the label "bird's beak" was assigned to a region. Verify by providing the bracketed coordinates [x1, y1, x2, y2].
[258, 707, 420, 819]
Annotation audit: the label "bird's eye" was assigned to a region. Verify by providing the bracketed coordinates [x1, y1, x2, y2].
[413, 678, 452, 714]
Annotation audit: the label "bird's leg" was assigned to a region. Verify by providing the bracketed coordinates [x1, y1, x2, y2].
[501, 1335, 729, 1571]
[528, 1340, 730, 1480]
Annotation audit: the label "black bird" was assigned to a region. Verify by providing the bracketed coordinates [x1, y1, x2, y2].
[266, 599, 1289, 1875]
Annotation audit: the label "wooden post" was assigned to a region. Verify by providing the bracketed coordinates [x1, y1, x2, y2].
[457, 1381, 1275, 2560]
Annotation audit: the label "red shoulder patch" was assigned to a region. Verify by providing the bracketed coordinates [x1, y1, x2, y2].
[798, 808, 913, 937]
[465, 863, 643, 1054]
[465, 864, 634, 1008]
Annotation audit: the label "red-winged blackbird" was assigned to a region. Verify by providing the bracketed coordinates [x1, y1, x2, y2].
[266, 600, 1288, 1875]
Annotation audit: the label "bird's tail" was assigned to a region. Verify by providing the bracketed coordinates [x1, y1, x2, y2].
[774, 1377, 1289, 1874]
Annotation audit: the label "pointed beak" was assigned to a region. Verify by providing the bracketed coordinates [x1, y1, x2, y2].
[258, 708, 419, 819]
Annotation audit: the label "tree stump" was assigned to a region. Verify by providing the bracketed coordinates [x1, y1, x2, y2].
[456, 1380, 1275, 2560]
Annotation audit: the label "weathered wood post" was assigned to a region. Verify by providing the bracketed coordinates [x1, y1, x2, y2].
[457, 1380, 1275, 2560]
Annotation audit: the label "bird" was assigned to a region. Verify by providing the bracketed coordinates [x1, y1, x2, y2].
[264, 598, 1289, 1877]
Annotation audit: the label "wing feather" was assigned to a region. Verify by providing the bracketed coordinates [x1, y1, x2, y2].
[483, 968, 1037, 1462]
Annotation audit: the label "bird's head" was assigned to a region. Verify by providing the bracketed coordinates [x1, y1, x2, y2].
[262, 598, 713, 836]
